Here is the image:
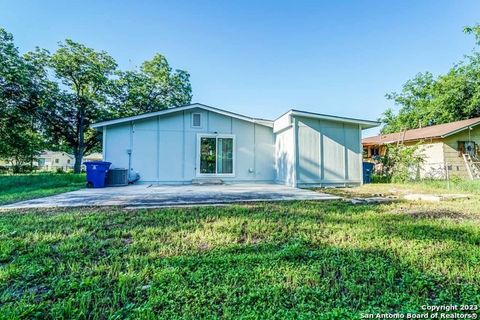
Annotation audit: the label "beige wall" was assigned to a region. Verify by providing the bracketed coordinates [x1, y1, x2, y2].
[38, 152, 74, 170]
[416, 141, 445, 178]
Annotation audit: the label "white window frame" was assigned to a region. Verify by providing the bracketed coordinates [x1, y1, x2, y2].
[196, 133, 236, 177]
[191, 113, 202, 128]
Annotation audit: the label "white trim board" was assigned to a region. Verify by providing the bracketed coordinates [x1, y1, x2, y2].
[288, 110, 379, 129]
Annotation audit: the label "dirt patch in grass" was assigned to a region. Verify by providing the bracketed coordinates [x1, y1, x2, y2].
[403, 209, 475, 220]
[122, 235, 133, 245]
[319, 182, 479, 200]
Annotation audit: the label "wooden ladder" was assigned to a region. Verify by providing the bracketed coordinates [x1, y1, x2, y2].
[463, 153, 480, 180]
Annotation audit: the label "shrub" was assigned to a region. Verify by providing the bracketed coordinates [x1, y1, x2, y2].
[376, 144, 424, 183]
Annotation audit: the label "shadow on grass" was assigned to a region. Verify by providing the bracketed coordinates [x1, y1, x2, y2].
[3, 200, 478, 247]
[1, 236, 478, 319]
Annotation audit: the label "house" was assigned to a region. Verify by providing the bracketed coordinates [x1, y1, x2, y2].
[37, 151, 74, 171]
[362, 117, 480, 179]
[83, 153, 103, 162]
[91, 103, 379, 187]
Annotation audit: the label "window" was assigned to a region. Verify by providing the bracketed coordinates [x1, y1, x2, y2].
[200, 137, 216, 174]
[55, 159, 59, 164]
[192, 113, 201, 128]
[217, 138, 233, 174]
[198, 135, 234, 176]
[67, 159, 71, 164]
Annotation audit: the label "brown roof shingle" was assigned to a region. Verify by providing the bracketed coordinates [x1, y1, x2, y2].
[362, 117, 480, 145]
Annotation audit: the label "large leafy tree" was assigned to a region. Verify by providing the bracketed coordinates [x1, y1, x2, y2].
[0, 28, 46, 169]
[1, 28, 193, 173]
[381, 24, 480, 133]
[113, 53, 192, 117]
[33, 39, 118, 173]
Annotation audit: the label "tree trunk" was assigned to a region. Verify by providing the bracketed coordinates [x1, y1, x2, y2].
[73, 149, 83, 173]
[73, 104, 85, 174]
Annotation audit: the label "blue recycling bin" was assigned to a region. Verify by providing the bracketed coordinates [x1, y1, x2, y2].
[84, 161, 111, 188]
[362, 162, 375, 184]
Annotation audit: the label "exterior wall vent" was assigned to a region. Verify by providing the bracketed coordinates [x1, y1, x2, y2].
[192, 113, 201, 128]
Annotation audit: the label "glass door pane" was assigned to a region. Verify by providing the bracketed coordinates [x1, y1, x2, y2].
[465, 141, 476, 156]
[200, 137, 216, 173]
[217, 138, 233, 174]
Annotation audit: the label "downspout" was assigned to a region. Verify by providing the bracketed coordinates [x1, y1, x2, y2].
[292, 116, 298, 188]
[253, 124, 257, 180]
[127, 148, 132, 180]
[127, 121, 134, 182]
[359, 125, 364, 185]
[102, 126, 107, 161]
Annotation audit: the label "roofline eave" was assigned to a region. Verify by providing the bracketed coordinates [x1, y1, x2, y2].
[289, 110, 380, 128]
[91, 103, 274, 129]
[362, 136, 444, 146]
[440, 122, 480, 138]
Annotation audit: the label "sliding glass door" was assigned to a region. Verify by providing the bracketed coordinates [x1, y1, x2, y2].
[198, 135, 234, 176]
[200, 137, 216, 174]
[217, 138, 233, 174]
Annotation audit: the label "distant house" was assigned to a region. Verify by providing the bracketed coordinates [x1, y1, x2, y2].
[91, 103, 379, 187]
[37, 151, 74, 171]
[363, 117, 480, 179]
[83, 153, 103, 162]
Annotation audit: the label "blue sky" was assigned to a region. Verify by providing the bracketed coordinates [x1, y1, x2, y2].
[1, 0, 479, 135]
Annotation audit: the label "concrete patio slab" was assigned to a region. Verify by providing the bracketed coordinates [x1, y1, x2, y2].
[0, 184, 340, 210]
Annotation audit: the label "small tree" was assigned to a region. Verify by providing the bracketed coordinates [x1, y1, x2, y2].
[377, 144, 424, 183]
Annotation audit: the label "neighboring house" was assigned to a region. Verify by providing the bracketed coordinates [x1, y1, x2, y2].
[363, 117, 480, 179]
[91, 103, 379, 187]
[83, 153, 103, 162]
[37, 151, 74, 171]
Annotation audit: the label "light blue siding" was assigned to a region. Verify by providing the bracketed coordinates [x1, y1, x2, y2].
[254, 124, 275, 181]
[274, 126, 295, 186]
[345, 124, 362, 182]
[131, 117, 159, 181]
[232, 119, 255, 180]
[322, 122, 346, 182]
[104, 107, 275, 184]
[103, 107, 365, 186]
[297, 118, 321, 182]
[104, 124, 130, 170]
[208, 112, 232, 133]
[294, 116, 362, 186]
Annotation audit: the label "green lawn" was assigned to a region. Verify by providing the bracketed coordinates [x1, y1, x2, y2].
[0, 193, 479, 318]
[0, 173, 85, 205]
[321, 180, 480, 198]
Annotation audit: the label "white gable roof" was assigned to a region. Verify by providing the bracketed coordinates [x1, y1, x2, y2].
[39, 151, 74, 159]
[273, 109, 380, 132]
[288, 109, 380, 129]
[91, 103, 274, 129]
